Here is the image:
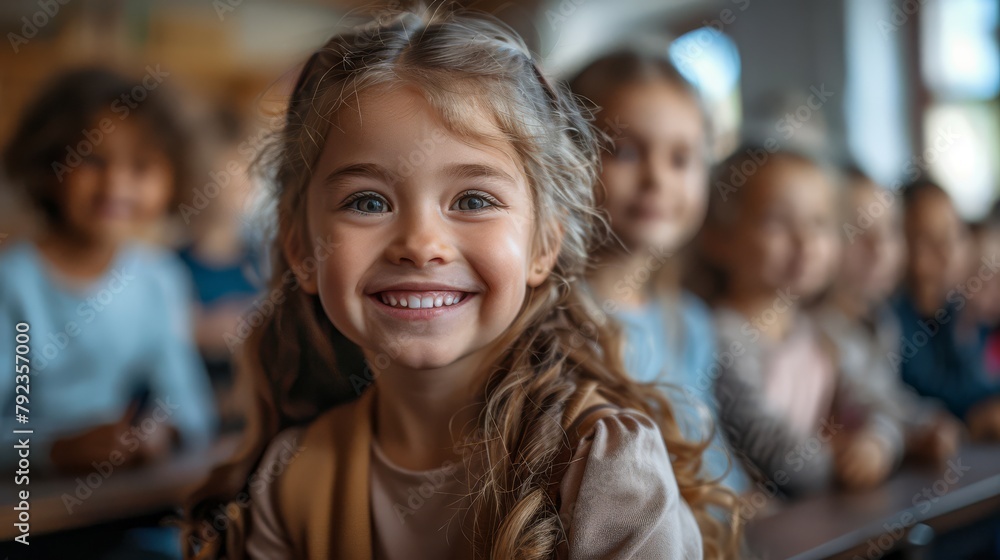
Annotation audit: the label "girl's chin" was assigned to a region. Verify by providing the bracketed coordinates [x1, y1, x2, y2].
[625, 227, 686, 252]
[364, 346, 473, 373]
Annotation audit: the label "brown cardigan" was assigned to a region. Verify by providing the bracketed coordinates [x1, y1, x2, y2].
[257, 382, 613, 559]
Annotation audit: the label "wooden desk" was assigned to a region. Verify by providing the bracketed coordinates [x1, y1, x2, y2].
[746, 444, 1000, 559]
[0, 435, 241, 541]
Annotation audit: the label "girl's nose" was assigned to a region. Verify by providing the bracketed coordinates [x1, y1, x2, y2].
[384, 212, 457, 268]
[641, 155, 669, 192]
[101, 161, 133, 198]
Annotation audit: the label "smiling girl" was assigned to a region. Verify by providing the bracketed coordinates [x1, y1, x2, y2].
[185, 8, 741, 560]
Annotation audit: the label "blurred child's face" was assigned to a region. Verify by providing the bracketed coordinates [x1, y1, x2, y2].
[61, 112, 174, 243]
[724, 159, 840, 300]
[598, 82, 707, 252]
[837, 182, 904, 303]
[903, 190, 968, 308]
[967, 228, 1000, 323]
[299, 86, 552, 372]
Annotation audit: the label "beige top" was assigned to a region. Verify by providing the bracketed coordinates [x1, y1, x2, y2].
[245, 410, 702, 559]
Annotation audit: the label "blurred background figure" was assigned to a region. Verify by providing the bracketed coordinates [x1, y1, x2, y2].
[819, 169, 961, 466]
[0, 68, 217, 558]
[895, 179, 1000, 441]
[967, 205, 1000, 383]
[176, 107, 263, 432]
[698, 149, 905, 498]
[569, 49, 748, 493]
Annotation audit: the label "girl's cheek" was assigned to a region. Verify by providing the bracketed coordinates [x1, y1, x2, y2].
[692, 181, 709, 211]
[599, 170, 632, 211]
[140, 177, 173, 220]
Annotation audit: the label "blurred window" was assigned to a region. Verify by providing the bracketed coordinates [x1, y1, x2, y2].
[670, 27, 743, 158]
[921, 0, 999, 219]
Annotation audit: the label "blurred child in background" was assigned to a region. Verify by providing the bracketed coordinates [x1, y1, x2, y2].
[569, 50, 747, 492]
[895, 179, 1000, 440]
[965, 207, 1000, 382]
[701, 149, 905, 497]
[819, 170, 961, 464]
[177, 107, 262, 431]
[0, 67, 217, 558]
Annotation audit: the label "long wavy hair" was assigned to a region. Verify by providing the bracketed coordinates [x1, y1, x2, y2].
[184, 6, 741, 559]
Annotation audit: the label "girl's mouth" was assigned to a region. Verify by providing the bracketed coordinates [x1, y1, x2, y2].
[375, 290, 467, 309]
[369, 290, 475, 319]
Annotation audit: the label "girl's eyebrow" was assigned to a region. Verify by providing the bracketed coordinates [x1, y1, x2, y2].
[444, 163, 518, 186]
[322, 162, 398, 187]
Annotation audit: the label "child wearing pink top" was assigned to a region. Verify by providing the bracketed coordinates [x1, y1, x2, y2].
[697, 148, 905, 498]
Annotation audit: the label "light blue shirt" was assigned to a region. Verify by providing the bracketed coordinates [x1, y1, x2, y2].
[0, 240, 217, 467]
[614, 291, 748, 492]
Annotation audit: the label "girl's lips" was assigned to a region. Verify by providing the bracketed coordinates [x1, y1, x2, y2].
[369, 291, 475, 320]
[94, 200, 133, 220]
[377, 290, 466, 309]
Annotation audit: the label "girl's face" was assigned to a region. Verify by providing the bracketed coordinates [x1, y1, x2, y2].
[724, 159, 840, 301]
[299, 85, 552, 371]
[598, 82, 707, 252]
[837, 182, 904, 303]
[61, 112, 175, 243]
[965, 228, 1000, 323]
[904, 190, 969, 307]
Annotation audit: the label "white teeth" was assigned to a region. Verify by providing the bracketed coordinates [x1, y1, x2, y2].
[379, 292, 467, 308]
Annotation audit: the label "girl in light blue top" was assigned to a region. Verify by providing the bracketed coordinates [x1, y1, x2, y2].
[569, 51, 747, 492]
[0, 68, 217, 476]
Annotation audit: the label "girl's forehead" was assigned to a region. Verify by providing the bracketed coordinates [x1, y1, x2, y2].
[90, 110, 166, 158]
[745, 161, 832, 204]
[320, 84, 526, 182]
[603, 82, 704, 141]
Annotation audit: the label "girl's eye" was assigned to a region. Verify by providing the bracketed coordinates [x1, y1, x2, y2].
[81, 154, 106, 168]
[344, 193, 390, 214]
[133, 159, 153, 175]
[452, 191, 501, 212]
[613, 142, 640, 163]
[671, 150, 691, 169]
